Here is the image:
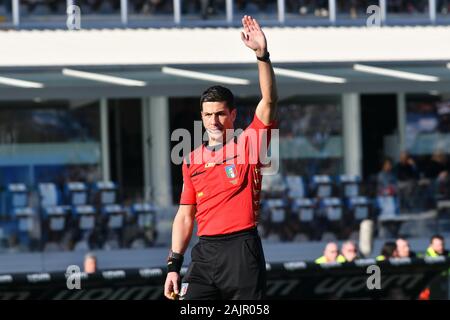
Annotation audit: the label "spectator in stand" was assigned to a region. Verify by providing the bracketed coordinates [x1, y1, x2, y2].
[421, 234, 450, 299]
[395, 151, 419, 211]
[83, 252, 98, 273]
[424, 150, 448, 181]
[376, 241, 399, 261]
[424, 149, 449, 198]
[425, 234, 449, 257]
[340, 240, 359, 262]
[395, 151, 419, 182]
[315, 242, 345, 264]
[377, 157, 397, 196]
[396, 237, 417, 258]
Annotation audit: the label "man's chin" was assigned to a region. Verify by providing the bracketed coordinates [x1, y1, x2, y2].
[207, 130, 224, 142]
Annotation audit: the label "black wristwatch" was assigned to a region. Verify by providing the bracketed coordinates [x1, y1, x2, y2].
[256, 51, 270, 62]
[167, 250, 183, 262]
[167, 250, 184, 273]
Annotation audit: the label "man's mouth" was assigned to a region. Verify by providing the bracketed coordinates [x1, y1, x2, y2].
[207, 128, 222, 133]
[206, 128, 224, 140]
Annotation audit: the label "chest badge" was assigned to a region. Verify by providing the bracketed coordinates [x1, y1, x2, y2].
[225, 164, 237, 179]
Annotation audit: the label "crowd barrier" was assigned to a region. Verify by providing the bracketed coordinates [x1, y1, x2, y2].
[0, 257, 449, 300]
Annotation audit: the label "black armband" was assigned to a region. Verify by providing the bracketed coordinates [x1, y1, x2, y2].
[167, 250, 184, 273]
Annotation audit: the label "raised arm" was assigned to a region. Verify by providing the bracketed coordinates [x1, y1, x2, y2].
[241, 15, 278, 125]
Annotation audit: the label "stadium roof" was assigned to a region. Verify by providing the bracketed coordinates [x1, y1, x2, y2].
[1, 62, 450, 100]
[2, 26, 450, 66]
[2, 26, 450, 99]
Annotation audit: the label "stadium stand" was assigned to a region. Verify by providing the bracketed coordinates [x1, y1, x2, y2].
[0, 180, 159, 252]
[2, 0, 450, 29]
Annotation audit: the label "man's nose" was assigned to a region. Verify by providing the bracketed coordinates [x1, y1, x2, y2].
[209, 114, 220, 125]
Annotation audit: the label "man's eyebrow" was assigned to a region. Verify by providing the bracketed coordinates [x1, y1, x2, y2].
[203, 110, 227, 115]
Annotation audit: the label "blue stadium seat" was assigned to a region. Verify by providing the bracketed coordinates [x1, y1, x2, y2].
[377, 196, 399, 217]
[13, 206, 37, 248]
[319, 197, 344, 239]
[347, 196, 371, 222]
[92, 181, 118, 206]
[265, 198, 287, 224]
[311, 175, 333, 198]
[64, 182, 88, 206]
[102, 204, 126, 229]
[131, 203, 156, 229]
[321, 197, 343, 221]
[291, 198, 315, 223]
[73, 205, 97, 231]
[43, 206, 68, 232]
[5, 183, 28, 213]
[285, 175, 307, 198]
[261, 173, 287, 198]
[338, 175, 361, 198]
[13, 207, 36, 232]
[38, 183, 61, 207]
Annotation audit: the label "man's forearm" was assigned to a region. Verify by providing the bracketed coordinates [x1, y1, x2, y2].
[255, 49, 278, 123]
[241, 16, 278, 123]
[171, 211, 194, 255]
[257, 54, 278, 105]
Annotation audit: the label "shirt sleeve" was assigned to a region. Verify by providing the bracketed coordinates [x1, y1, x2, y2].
[242, 114, 277, 165]
[179, 159, 197, 205]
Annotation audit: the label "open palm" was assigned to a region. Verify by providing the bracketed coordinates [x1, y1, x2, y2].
[240, 15, 267, 55]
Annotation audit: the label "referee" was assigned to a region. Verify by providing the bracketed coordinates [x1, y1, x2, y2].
[164, 15, 278, 300]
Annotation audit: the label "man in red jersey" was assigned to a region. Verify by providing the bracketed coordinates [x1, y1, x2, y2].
[164, 15, 278, 300]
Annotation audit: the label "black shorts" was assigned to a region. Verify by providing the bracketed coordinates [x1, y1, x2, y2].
[180, 227, 266, 300]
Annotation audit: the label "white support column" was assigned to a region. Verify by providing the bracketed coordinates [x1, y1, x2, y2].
[142, 98, 152, 202]
[397, 92, 406, 153]
[226, 0, 233, 24]
[12, 0, 20, 27]
[277, 0, 285, 24]
[379, 0, 386, 25]
[173, 0, 181, 25]
[342, 93, 362, 176]
[147, 97, 173, 207]
[100, 98, 111, 181]
[429, 0, 436, 25]
[328, 0, 336, 25]
[121, 0, 128, 26]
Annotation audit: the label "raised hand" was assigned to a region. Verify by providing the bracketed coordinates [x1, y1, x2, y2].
[240, 15, 267, 57]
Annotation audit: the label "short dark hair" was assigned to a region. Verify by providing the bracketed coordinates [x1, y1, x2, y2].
[431, 234, 444, 243]
[200, 85, 235, 111]
[381, 241, 397, 258]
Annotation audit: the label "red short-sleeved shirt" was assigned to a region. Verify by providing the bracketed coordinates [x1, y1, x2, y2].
[180, 114, 276, 236]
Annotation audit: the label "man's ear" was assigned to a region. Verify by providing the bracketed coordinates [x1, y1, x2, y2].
[231, 109, 237, 122]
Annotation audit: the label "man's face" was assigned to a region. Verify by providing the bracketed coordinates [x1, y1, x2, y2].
[324, 243, 339, 262]
[396, 239, 410, 258]
[201, 101, 236, 143]
[342, 243, 357, 261]
[431, 238, 445, 255]
[84, 258, 97, 274]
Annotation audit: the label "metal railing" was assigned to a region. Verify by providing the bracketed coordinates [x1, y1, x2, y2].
[0, 0, 447, 28]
